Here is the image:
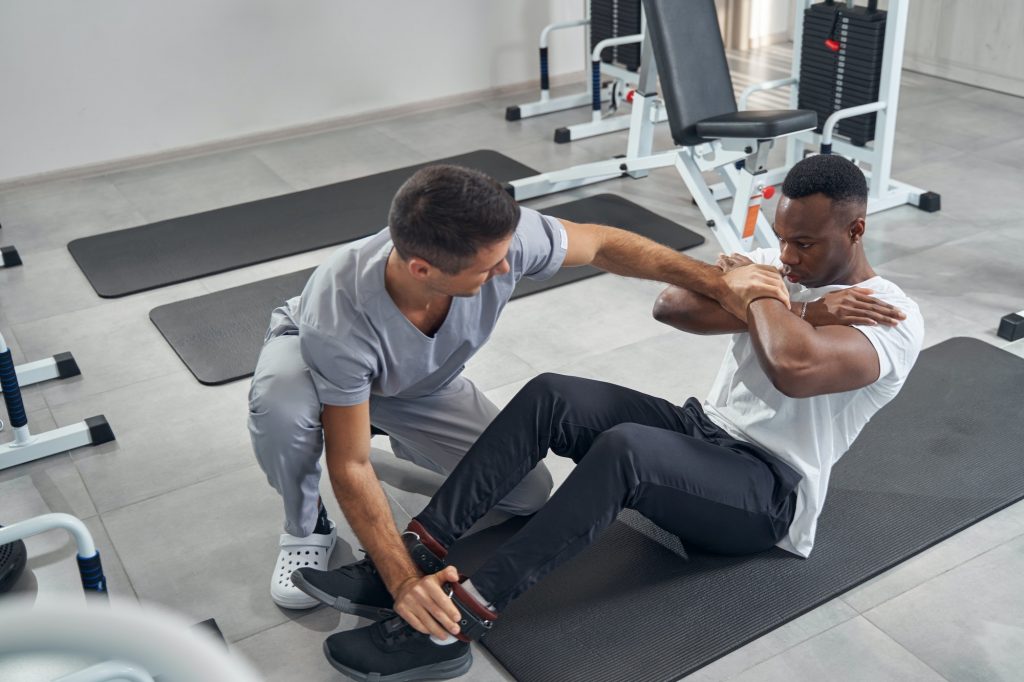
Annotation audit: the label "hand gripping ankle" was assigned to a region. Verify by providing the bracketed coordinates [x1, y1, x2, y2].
[448, 580, 498, 642]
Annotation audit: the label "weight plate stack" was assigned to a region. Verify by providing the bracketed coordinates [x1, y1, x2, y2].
[591, 0, 642, 72]
[799, 1, 887, 145]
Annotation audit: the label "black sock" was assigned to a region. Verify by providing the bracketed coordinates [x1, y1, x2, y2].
[313, 501, 331, 535]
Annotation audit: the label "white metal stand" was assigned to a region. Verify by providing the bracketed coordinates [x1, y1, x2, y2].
[0, 333, 113, 471]
[507, 3, 667, 143]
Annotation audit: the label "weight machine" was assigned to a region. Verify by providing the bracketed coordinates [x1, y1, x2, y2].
[506, 0, 668, 143]
[508, 0, 939, 254]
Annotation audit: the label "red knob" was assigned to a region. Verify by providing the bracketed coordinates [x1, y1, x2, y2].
[626, 89, 636, 103]
[824, 38, 841, 52]
[762, 186, 775, 200]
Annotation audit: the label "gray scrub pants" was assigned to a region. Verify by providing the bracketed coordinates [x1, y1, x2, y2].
[248, 332, 553, 537]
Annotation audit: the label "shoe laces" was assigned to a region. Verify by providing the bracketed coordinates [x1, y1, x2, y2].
[379, 616, 419, 645]
[339, 550, 378, 578]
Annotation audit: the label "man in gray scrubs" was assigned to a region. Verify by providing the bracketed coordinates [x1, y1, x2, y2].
[248, 164, 735, 609]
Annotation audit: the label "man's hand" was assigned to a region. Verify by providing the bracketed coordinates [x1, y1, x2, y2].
[716, 252, 754, 273]
[393, 566, 462, 639]
[808, 288, 906, 327]
[719, 264, 790, 320]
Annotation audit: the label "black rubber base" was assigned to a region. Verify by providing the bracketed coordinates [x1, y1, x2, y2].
[85, 415, 116, 445]
[918, 191, 942, 212]
[1, 245, 22, 267]
[505, 105, 521, 121]
[54, 351, 82, 379]
[998, 312, 1024, 341]
[0, 531, 27, 594]
[553, 127, 571, 144]
[193, 618, 227, 646]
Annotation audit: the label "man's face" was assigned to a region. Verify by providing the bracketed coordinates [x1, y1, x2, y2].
[430, 235, 514, 297]
[773, 193, 862, 289]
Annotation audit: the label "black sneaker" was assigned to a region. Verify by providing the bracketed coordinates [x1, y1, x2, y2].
[323, 617, 472, 682]
[291, 553, 394, 619]
[293, 531, 447, 618]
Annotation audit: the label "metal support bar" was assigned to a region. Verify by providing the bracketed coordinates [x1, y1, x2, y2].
[0, 513, 107, 596]
[821, 101, 887, 147]
[739, 77, 797, 110]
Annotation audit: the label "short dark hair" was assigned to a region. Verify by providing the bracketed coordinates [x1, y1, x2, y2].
[782, 154, 868, 223]
[388, 165, 521, 274]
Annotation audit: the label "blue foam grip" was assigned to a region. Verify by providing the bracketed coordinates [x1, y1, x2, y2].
[77, 552, 108, 595]
[539, 47, 550, 91]
[0, 349, 27, 428]
[591, 60, 601, 111]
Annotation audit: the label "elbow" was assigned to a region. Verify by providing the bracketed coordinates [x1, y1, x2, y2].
[652, 293, 674, 324]
[652, 289, 690, 326]
[764, 359, 816, 399]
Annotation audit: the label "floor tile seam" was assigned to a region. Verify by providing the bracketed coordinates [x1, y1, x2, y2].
[548, 325, 679, 369]
[103, 159, 295, 226]
[99, 175, 159, 229]
[92, 461, 260, 518]
[371, 123, 436, 154]
[93, 513, 141, 602]
[967, 147, 1024, 177]
[246, 148, 309, 194]
[718, 611, 862, 681]
[853, 615, 954, 681]
[856, 537, 1018, 620]
[6, 292, 121, 337]
[39, 363, 182, 413]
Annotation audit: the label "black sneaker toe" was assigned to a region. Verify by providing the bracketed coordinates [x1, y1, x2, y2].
[324, 619, 471, 682]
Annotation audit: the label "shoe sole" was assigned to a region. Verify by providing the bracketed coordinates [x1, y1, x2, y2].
[291, 569, 396, 620]
[322, 640, 473, 682]
[272, 528, 339, 611]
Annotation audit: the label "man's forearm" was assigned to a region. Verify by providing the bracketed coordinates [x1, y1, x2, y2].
[591, 227, 726, 300]
[654, 286, 824, 335]
[746, 298, 818, 395]
[330, 460, 419, 594]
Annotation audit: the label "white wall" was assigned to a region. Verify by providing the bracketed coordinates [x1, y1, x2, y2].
[0, 0, 586, 183]
[903, 0, 1024, 98]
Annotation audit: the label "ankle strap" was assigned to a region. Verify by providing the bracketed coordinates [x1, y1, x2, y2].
[401, 531, 446, 574]
[447, 581, 498, 642]
[406, 519, 448, 559]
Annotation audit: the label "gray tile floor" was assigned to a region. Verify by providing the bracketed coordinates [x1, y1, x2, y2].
[2, 44, 1024, 681]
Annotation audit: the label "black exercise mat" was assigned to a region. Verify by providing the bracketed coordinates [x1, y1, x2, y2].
[467, 338, 1024, 682]
[150, 193, 704, 385]
[69, 150, 538, 298]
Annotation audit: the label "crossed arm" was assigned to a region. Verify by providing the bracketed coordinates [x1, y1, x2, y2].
[653, 259, 891, 398]
[560, 221, 894, 397]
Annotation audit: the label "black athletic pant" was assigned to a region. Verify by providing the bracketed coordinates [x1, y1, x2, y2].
[415, 373, 801, 611]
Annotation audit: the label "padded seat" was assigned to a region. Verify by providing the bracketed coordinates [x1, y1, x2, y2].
[695, 110, 817, 141]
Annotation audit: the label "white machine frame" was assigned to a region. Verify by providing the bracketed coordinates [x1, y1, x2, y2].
[510, 0, 934, 254]
[508, 2, 668, 142]
[742, 0, 935, 215]
[510, 32, 813, 253]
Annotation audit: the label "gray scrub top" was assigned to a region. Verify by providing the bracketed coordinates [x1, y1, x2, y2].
[284, 206, 568, 406]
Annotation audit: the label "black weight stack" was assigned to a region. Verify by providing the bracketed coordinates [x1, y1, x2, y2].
[591, 0, 643, 72]
[799, 0, 887, 146]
